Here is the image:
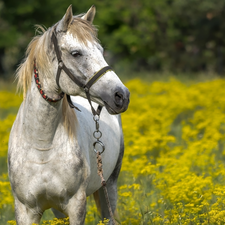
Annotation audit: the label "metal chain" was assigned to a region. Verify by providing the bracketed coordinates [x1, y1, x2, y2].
[93, 115, 105, 155]
[93, 115, 116, 225]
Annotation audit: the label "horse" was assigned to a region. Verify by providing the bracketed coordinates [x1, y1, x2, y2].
[8, 5, 130, 225]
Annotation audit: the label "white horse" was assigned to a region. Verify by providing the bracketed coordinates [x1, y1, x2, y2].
[8, 5, 129, 225]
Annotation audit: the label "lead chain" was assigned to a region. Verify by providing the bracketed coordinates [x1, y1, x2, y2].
[92, 115, 116, 225]
[93, 115, 105, 155]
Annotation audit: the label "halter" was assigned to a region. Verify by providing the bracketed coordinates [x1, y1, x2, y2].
[51, 29, 112, 116]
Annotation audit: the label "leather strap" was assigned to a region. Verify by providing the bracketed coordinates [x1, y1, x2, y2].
[84, 66, 112, 90]
[51, 29, 112, 116]
[83, 66, 111, 116]
[52, 32, 85, 89]
[66, 94, 81, 111]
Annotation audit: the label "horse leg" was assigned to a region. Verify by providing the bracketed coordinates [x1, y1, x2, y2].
[94, 180, 118, 224]
[94, 138, 124, 224]
[51, 208, 66, 218]
[65, 188, 87, 225]
[14, 197, 42, 225]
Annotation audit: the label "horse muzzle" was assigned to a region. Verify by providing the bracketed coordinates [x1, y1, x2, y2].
[103, 86, 130, 115]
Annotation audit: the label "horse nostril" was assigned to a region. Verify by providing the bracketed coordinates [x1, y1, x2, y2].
[114, 92, 124, 107]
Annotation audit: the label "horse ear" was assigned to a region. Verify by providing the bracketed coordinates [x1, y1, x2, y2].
[57, 5, 73, 32]
[81, 5, 96, 23]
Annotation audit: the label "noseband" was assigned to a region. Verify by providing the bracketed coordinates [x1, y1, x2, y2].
[51, 30, 112, 116]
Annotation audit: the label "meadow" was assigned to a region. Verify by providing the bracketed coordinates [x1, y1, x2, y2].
[1, 75, 225, 224]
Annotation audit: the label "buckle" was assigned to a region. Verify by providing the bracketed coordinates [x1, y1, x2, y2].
[58, 61, 64, 69]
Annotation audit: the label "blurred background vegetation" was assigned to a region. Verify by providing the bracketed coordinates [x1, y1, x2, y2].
[1, 0, 225, 79]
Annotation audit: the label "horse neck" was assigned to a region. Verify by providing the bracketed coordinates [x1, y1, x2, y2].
[22, 72, 63, 149]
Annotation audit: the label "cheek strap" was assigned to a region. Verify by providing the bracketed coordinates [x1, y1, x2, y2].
[51, 30, 113, 116]
[83, 66, 112, 116]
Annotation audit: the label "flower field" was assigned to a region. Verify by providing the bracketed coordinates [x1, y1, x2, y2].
[1, 77, 225, 224]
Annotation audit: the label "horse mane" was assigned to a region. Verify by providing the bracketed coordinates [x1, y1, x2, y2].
[16, 17, 99, 138]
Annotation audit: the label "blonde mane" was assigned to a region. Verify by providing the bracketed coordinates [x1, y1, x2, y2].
[16, 18, 99, 138]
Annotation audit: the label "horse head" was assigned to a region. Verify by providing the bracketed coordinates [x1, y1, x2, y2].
[50, 5, 130, 115]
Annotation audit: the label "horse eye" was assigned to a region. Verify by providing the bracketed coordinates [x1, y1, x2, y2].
[71, 51, 82, 57]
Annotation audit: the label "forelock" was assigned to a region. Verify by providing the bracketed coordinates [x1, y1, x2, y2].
[68, 17, 99, 45]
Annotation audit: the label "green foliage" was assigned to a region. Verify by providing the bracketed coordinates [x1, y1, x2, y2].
[1, 0, 225, 75]
[95, 0, 225, 72]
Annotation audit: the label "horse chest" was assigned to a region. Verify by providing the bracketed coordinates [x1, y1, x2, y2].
[9, 143, 88, 205]
[9, 105, 123, 212]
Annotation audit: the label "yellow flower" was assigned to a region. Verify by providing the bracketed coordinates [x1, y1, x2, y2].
[3, 78, 225, 224]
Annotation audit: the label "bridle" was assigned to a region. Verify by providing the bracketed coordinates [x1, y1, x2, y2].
[51, 29, 112, 116]
[34, 28, 112, 116]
